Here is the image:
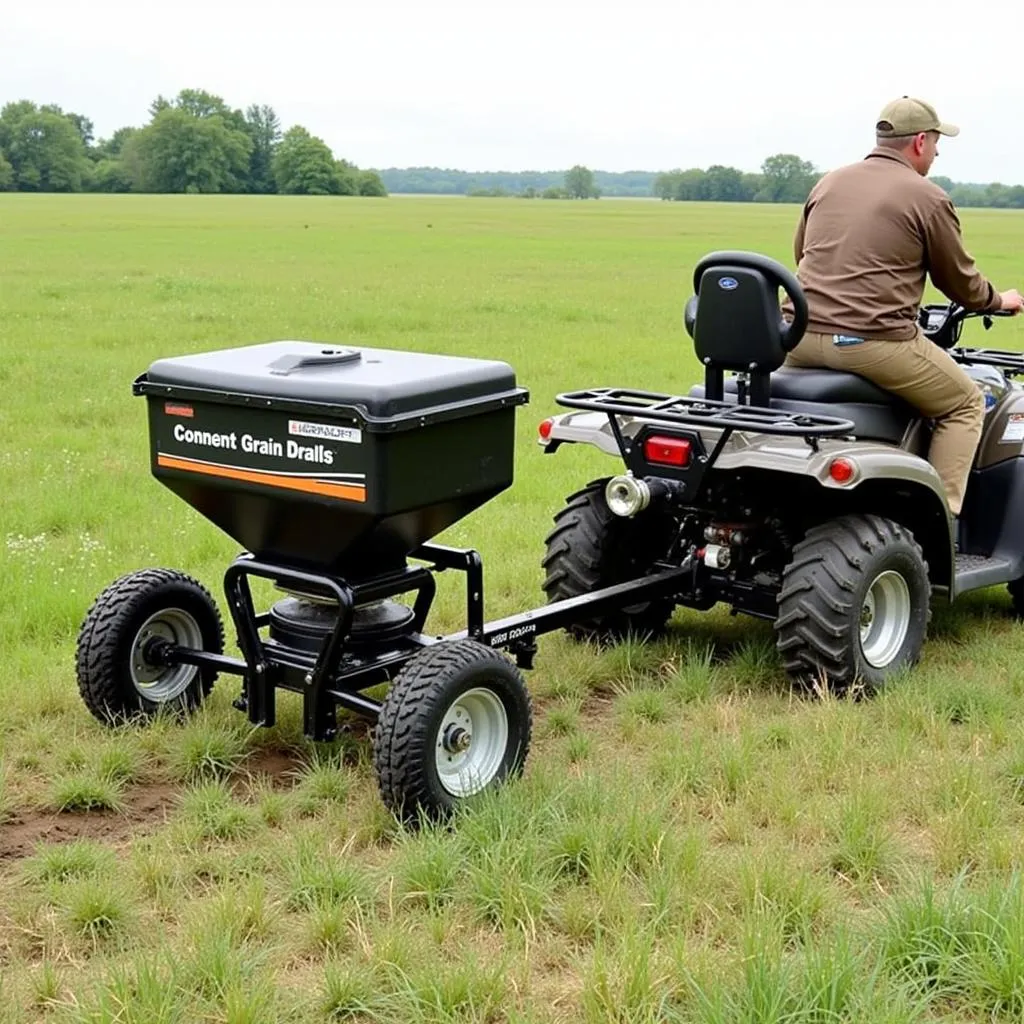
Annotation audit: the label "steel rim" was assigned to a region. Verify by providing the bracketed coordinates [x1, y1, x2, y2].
[435, 686, 509, 797]
[130, 608, 203, 703]
[859, 570, 912, 669]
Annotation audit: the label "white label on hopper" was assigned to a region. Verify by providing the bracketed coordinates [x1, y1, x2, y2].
[288, 420, 362, 444]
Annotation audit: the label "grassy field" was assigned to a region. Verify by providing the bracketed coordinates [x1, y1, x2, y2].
[3, 193, 1024, 1023]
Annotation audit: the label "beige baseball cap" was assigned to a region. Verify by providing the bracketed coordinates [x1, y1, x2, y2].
[876, 96, 960, 137]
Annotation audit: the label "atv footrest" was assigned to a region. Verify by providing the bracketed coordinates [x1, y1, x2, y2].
[953, 553, 1016, 596]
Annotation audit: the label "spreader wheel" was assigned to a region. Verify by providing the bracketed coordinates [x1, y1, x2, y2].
[372, 639, 533, 824]
[75, 568, 225, 725]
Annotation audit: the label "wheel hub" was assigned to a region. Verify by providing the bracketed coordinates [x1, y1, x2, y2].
[130, 608, 203, 703]
[443, 724, 472, 753]
[435, 687, 509, 797]
[860, 593, 875, 630]
[859, 570, 912, 669]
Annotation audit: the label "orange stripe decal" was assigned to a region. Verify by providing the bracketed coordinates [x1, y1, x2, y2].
[157, 454, 366, 503]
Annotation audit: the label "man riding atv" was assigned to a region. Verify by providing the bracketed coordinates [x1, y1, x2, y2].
[782, 95, 1024, 529]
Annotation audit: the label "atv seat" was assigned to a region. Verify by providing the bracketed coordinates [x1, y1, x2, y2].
[688, 367, 918, 446]
[680, 252, 920, 446]
[758, 367, 898, 406]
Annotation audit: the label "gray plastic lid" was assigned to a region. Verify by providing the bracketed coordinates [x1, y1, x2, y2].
[142, 340, 523, 421]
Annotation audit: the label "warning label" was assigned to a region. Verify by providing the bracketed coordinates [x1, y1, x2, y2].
[1000, 413, 1024, 444]
[288, 419, 362, 444]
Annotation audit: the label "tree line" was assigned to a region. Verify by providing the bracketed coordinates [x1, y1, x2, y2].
[0, 91, 386, 196]
[379, 166, 654, 197]
[462, 165, 604, 199]
[391, 158, 1024, 209]
[653, 155, 818, 203]
[929, 177, 1024, 209]
[652, 159, 1024, 208]
[2, 93, 1023, 209]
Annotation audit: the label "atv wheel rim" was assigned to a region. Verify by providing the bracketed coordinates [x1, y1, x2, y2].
[130, 608, 202, 703]
[435, 687, 509, 798]
[859, 570, 912, 669]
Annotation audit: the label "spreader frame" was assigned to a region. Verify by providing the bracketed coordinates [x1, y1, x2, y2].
[149, 544, 696, 742]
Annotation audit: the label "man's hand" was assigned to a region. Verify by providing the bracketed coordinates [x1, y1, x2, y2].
[1000, 289, 1024, 313]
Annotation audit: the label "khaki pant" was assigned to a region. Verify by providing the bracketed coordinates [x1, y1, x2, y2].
[783, 329, 984, 516]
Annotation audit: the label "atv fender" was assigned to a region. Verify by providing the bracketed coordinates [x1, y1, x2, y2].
[539, 410, 626, 457]
[722, 435, 954, 587]
[713, 434, 943, 494]
[543, 414, 947, 499]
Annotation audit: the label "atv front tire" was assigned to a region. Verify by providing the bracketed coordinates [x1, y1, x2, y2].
[775, 514, 930, 692]
[541, 478, 678, 643]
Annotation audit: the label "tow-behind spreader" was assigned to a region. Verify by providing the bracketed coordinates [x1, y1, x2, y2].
[77, 250, 1024, 822]
[76, 338, 699, 822]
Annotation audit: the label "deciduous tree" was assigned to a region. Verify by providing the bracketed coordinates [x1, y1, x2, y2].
[358, 170, 387, 196]
[272, 126, 341, 195]
[0, 102, 88, 191]
[565, 164, 599, 199]
[245, 104, 281, 194]
[759, 153, 818, 203]
[135, 106, 252, 193]
[0, 150, 14, 190]
[704, 164, 751, 202]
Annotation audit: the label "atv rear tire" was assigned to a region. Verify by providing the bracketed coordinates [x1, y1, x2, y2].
[76, 568, 225, 725]
[541, 478, 678, 643]
[775, 514, 930, 692]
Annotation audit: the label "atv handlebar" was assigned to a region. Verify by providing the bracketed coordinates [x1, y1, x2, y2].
[920, 301, 1016, 350]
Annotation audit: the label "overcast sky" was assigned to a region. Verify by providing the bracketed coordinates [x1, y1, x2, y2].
[3, 0, 1023, 183]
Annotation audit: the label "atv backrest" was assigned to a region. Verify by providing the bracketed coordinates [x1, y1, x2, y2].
[683, 251, 808, 406]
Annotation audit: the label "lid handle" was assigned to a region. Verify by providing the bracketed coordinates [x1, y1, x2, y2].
[268, 348, 362, 375]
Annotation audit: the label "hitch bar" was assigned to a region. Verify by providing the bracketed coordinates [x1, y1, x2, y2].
[447, 558, 695, 649]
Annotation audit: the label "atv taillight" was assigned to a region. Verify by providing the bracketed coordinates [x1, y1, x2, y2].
[644, 435, 691, 467]
[829, 457, 855, 483]
[538, 418, 554, 440]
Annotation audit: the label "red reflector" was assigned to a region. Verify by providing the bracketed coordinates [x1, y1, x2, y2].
[644, 435, 691, 467]
[538, 418, 554, 440]
[829, 457, 855, 483]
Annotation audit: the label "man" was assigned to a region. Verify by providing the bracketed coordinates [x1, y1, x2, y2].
[783, 95, 1023, 521]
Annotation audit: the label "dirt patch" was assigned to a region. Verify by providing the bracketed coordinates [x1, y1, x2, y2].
[242, 747, 302, 787]
[0, 782, 178, 863]
[0, 738, 374, 864]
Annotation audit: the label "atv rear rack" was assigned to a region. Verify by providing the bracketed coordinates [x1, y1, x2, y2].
[556, 387, 855, 437]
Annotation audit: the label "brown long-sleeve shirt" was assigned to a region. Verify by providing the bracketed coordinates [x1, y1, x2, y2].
[791, 147, 1002, 340]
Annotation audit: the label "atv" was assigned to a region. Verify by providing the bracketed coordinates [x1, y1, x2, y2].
[539, 250, 1024, 690]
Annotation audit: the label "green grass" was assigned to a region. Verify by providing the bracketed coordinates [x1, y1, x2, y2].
[48, 772, 127, 813]
[2, 193, 1024, 1021]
